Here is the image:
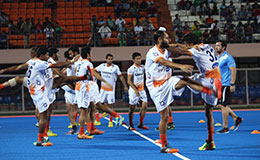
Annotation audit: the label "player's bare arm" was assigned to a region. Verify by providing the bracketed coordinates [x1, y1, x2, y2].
[119, 74, 128, 92]
[0, 63, 28, 74]
[157, 57, 193, 73]
[230, 66, 236, 93]
[92, 69, 113, 89]
[127, 74, 140, 96]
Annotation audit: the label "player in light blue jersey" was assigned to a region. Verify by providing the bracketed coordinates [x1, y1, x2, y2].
[215, 41, 243, 134]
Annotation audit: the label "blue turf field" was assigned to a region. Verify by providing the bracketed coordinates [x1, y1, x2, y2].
[0, 110, 260, 160]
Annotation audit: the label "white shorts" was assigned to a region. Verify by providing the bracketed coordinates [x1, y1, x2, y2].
[76, 90, 90, 109]
[100, 89, 115, 104]
[31, 89, 51, 113]
[147, 76, 184, 112]
[62, 85, 76, 104]
[46, 78, 56, 104]
[89, 82, 101, 104]
[128, 87, 147, 105]
[189, 74, 218, 106]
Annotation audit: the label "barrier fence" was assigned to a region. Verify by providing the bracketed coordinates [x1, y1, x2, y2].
[0, 68, 259, 114]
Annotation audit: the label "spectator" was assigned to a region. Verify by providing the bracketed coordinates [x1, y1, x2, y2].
[197, 3, 205, 15]
[146, 4, 158, 17]
[44, 24, 55, 48]
[134, 23, 144, 46]
[193, 26, 202, 38]
[90, 0, 97, 7]
[122, 0, 130, 11]
[42, 17, 52, 30]
[185, 0, 192, 10]
[174, 24, 183, 43]
[118, 22, 127, 32]
[0, 10, 8, 27]
[190, 4, 197, 15]
[183, 22, 191, 34]
[115, 1, 124, 18]
[226, 27, 236, 43]
[228, 1, 236, 13]
[140, 0, 148, 10]
[31, 18, 37, 33]
[90, 15, 101, 47]
[252, 0, 259, 11]
[191, 21, 199, 31]
[224, 20, 235, 33]
[177, 0, 185, 10]
[115, 16, 126, 30]
[147, 0, 153, 8]
[238, 5, 248, 21]
[210, 20, 220, 30]
[97, 0, 106, 7]
[212, 2, 219, 15]
[198, 14, 206, 28]
[142, 17, 154, 31]
[236, 22, 245, 42]
[204, 3, 212, 15]
[17, 18, 24, 33]
[220, 0, 227, 12]
[117, 31, 127, 46]
[107, 15, 116, 31]
[129, 5, 140, 18]
[106, 0, 113, 6]
[8, 20, 18, 34]
[130, 0, 139, 8]
[251, 18, 260, 33]
[0, 31, 8, 49]
[36, 19, 42, 33]
[20, 18, 31, 49]
[54, 22, 63, 48]
[98, 23, 112, 39]
[194, 0, 202, 6]
[143, 30, 153, 45]
[126, 24, 136, 46]
[205, 15, 214, 27]
[173, 14, 181, 28]
[202, 29, 210, 43]
[209, 25, 220, 42]
[98, 16, 107, 27]
[245, 23, 253, 42]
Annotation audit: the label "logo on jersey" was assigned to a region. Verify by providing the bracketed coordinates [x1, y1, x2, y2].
[153, 52, 159, 57]
[166, 67, 170, 72]
[212, 62, 219, 69]
[43, 103, 48, 108]
[160, 101, 166, 106]
[147, 72, 151, 79]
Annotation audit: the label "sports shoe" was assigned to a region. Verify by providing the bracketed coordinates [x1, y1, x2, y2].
[199, 140, 216, 150]
[89, 129, 104, 135]
[66, 128, 78, 135]
[47, 129, 58, 137]
[103, 112, 108, 118]
[167, 123, 175, 130]
[77, 133, 93, 139]
[128, 126, 137, 131]
[215, 127, 229, 134]
[160, 143, 179, 153]
[33, 139, 53, 147]
[94, 120, 101, 126]
[68, 123, 79, 128]
[108, 121, 113, 127]
[213, 78, 222, 100]
[35, 122, 39, 127]
[137, 124, 149, 130]
[234, 117, 243, 131]
[115, 116, 124, 128]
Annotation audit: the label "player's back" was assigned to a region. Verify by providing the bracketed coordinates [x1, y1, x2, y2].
[189, 44, 220, 78]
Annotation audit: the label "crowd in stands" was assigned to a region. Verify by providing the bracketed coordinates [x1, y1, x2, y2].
[174, 0, 260, 43]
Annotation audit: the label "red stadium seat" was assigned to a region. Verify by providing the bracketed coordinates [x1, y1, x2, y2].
[3, 3, 11, 9]
[74, 26, 83, 32]
[35, 2, 44, 8]
[19, 3, 27, 9]
[75, 38, 84, 45]
[74, 14, 82, 19]
[65, 26, 74, 32]
[65, 1, 73, 8]
[65, 13, 74, 20]
[11, 3, 19, 9]
[2, 9, 10, 15]
[8, 40, 17, 46]
[65, 20, 74, 26]
[35, 9, 43, 15]
[73, 1, 81, 8]
[99, 7, 106, 13]
[106, 7, 114, 13]
[27, 9, 34, 15]
[27, 3, 35, 9]
[57, 14, 65, 20]
[63, 33, 75, 39]
[65, 8, 73, 14]
[57, 2, 65, 8]
[57, 8, 65, 14]
[19, 9, 27, 15]
[58, 20, 65, 26]
[74, 19, 82, 25]
[75, 33, 84, 38]
[82, 13, 91, 20]
[90, 7, 98, 13]
[44, 9, 52, 15]
[82, 1, 89, 6]
[83, 25, 90, 32]
[82, 8, 90, 13]
[74, 8, 82, 14]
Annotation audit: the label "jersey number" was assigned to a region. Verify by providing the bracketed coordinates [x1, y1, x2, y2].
[206, 50, 217, 62]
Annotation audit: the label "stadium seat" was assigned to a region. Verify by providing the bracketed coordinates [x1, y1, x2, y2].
[73, 1, 81, 8]
[11, 3, 19, 9]
[3, 3, 11, 9]
[35, 14, 43, 20]
[57, 8, 65, 14]
[19, 3, 27, 9]
[17, 40, 24, 47]
[106, 7, 114, 13]
[9, 40, 17, 46]
[35, 9, 43, 15]
[82, 13, 91, 20]
[57, 14, 65, 20]
[27, 3, 35, 9]
[75, 38, 84, 45]
[74, 19, 82, 25]
[90, 7, 98, 13]
[44, 9, 52, 15]
[63, 33, 75, 39]
[65, 13, 74, 20]
[83, 25, 90, 32]
[66, 20, 74, 26]
[58, 20, 65, 26]
[10, 9, 18, 15]
[74, 8, 82, 14]
[65, 26, 74, 32]
[35, 2, 44, 8]
[8, 35, 18, 40]
[27, 9, 34, 15]
[2, 9, 10, 15]
[57, 2, 65, 8]
[65, 8, 73, 14]
[99, 7, 106, 13]
[74, 26, 83, 32]
[82, 19, 90, 25]
[82, 8, 90, 13]
[65, 1, 73, 8]
[19, 9, 27, 15]
[82, 1, 89, 6]
[74, 14, 82, 19]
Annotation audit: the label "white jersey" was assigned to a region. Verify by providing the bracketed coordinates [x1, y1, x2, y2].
[45, 57, 56, 80]
[75, 59, 93, 91]
[188, 44, 221, 79]
[95, 63, 122, 91]
[27, 58, 52, 96]
[145, 45, 172, 89]
[127, 64, 145, 91]
[25, 58, 37, 77]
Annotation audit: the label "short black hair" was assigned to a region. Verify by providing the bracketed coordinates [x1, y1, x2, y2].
[182, 33, 201, 45]
[106, 53, 113, 59]
[153, 30, 165, 44]
[36, 46, 48, 58]
[69, 45, 79, 54]
[217, 41, 227, 50]
[31, 47, 38, 54]
[64, 50, 72, 60]
[81, 46, 91, 59]
[49, 47, 59, 57]
[132, 52, 141, 60]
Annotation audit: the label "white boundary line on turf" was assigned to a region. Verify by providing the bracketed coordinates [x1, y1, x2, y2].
[104, 117, 191, 160]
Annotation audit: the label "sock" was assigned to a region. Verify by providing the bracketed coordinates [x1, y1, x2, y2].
[91, 122, 96, 130]
[43, 121, 50, 137]
[139, 116, 144, 125]
[80, 75, 87, 80]
[202, 87, 212, 95]
[95, 113, 100, 122]
[87, 122, 92, 132]
[160, 134, 167, 148]
[38, 133, 44, 142]
[72, 125, 77, 131]
[79, 127, 85, 135]
[0, 84, 4, 90]
[168, 115, 173, 124]
[111, 110, 119, 118]
[74, 112, 77, 122]
[129, 117, 133, 127]
[109, 115, 113, 122]
[207, 126, 214, 142]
